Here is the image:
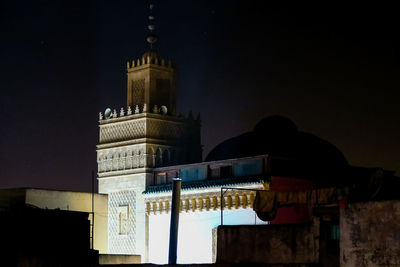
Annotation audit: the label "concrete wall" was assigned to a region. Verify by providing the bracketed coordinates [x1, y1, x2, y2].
[24, 189, 108, 254]
[216, 221, 319, 264]
[341, 200, 400, 267]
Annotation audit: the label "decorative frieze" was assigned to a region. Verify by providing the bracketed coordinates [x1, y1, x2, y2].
[99, 106, 199, 123]
[144, 191, 257, 215]
[99, 115, 196, 145]
[97, 145, 180, 174]
[99, 119, 146, 144]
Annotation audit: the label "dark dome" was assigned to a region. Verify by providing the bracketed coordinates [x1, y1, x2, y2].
[254, 115, 298, 134]
[205, 116, 348, 179]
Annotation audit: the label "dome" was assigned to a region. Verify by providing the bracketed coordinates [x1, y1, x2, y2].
[254, 115, 298, 134]
[142, 50, 161, 61]
[205, 116, 348, 180]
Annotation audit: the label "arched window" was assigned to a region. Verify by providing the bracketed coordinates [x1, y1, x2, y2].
[170, 149, 176, 165]
[138, 150, 143, 167]
[148, 148, 155, 167]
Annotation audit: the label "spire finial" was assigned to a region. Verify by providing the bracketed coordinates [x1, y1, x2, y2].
[146, 3, 157, 49]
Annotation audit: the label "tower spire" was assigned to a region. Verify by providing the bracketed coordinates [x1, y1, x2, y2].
[146, 3, 157, 50]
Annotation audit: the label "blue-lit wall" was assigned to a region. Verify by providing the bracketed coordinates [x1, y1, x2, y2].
[233, 160, 263, 177]
[179, 166, 206, 182]
[148, 208, 266, 263]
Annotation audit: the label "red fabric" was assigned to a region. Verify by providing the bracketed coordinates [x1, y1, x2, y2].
[339, 196, 348, 210]
[270, 204, 311, 224]
[268, 177, 315, 224]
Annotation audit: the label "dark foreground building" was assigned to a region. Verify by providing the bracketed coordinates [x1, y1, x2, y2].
[0, 205, 98, 267]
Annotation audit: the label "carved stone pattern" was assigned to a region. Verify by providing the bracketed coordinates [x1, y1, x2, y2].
[147, 120, 186, 140]
[100, 120, 145, 143]
[131, 79, 145, 107]
[108, 190, 136, 254]
[98, 149, 149, 173]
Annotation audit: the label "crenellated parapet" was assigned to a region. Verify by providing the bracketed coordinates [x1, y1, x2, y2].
[126, 53, 172, 72]
[99, 104, 148, 121]
[99, 105, 200, 123]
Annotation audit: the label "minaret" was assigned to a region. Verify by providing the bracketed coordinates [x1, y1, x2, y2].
[127, 4, 176, 115]
[96, 3, 202, 260]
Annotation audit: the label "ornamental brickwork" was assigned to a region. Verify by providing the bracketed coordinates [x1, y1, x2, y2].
[98, 112, 194, 145]
[108, 190, 136, 254]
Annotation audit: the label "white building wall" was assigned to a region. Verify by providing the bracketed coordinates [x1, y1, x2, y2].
[99, 172, 151, 256]
[148, 208, 266, 264]
[108, 190, 136, 254]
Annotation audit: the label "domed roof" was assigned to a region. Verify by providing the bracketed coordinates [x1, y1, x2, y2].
[253, 115, 298, 134]
[205, 116, 348, 179]
[142, 50, 161, 61]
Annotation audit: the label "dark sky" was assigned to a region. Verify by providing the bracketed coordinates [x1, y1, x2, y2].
[0, 1, 399, 192]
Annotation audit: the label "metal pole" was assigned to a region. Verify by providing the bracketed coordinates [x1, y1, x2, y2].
[168, 178, 182, 264]
[91, 170, 95, 250]
[220, 188, 223, 225]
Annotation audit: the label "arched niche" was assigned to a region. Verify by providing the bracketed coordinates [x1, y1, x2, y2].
[162, 149, 170, 166]
[155, 148, 162, 167]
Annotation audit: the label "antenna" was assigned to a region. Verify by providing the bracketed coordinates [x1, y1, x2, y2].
[146, 3, 157, 49]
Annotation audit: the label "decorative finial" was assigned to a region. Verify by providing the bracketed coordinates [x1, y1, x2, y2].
[120, 107, 125, 116]
[146, 4, 157, 49]
[135, 105, 140, 114]
[99, 112, 103, 120]
[127, 106, 132, 115]
[153, 105, 159, 113]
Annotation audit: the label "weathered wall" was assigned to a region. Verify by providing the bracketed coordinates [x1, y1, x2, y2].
[217, 221, 319, 264]
[341, 200, 400, 267]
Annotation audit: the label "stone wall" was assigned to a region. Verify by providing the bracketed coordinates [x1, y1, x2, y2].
[216, 221, 319, 264]
[340, 200, 400, 267]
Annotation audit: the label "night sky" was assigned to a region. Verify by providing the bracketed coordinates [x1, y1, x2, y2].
[1, 1, 399, 192]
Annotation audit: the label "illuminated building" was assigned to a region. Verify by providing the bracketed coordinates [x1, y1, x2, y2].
[95, 5, 349, 263]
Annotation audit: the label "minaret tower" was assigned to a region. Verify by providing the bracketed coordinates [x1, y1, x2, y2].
[127, 5, 176, 115]
[96, 4, 202, 259]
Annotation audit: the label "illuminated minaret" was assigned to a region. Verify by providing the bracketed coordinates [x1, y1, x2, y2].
[127, 5, 176, 115]
[96, 4, 202, 259]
